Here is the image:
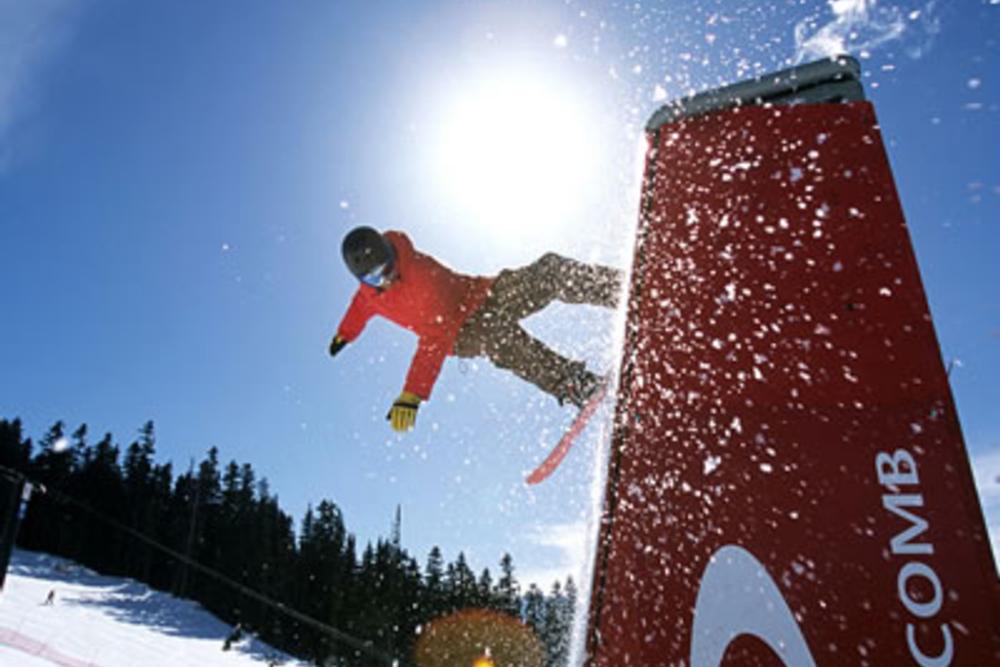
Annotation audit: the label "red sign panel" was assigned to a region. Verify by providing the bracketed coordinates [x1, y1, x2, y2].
[586, 101, 1000, 666]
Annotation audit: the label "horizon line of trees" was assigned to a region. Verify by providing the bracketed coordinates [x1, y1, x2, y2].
[0, 417, 578, 667]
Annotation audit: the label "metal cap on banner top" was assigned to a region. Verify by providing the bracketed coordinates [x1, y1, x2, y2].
[646, 55, 864, 130]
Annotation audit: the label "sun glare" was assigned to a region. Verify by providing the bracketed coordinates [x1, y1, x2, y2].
[429, 70, 603, 248]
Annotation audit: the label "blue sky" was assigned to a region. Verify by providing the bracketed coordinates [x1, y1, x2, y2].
[1, 0, 998, 588]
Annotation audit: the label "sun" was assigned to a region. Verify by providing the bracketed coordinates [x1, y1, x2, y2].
[427, 67, 604, 249]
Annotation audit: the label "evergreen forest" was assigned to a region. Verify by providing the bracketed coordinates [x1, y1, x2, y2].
[0, 417, 578, 667]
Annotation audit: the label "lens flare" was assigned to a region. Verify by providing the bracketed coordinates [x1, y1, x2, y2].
[471, 655, 495, 667]
[413, 608, 543, 667]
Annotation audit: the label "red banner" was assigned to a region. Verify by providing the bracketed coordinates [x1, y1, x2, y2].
[586, 101, 1000, 666]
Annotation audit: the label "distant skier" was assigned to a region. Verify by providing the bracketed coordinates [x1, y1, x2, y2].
[223, 622, 244, 651]
[43, 589, 55, 605]
[329, 227, 622, 432]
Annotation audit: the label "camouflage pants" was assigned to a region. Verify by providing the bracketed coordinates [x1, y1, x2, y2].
[453, 253, 622, 402]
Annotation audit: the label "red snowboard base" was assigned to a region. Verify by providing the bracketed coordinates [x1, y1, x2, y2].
[525, 382, 610, 485]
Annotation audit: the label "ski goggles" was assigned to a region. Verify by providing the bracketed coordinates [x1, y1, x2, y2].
[360, 262, 392, 288]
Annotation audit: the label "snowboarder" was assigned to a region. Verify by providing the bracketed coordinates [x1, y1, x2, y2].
[329, 227, 622, 432]
[223, 622, 244, 651]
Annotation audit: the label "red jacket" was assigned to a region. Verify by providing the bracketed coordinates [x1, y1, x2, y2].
[336, 231, 494, 399]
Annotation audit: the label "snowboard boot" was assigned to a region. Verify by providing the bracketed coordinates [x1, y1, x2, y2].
[556, 363, 605, 409]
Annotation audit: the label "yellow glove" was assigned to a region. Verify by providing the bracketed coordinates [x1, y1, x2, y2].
[387, 391, 421, 432]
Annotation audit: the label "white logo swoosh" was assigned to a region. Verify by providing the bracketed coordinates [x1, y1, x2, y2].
[690, 545, 817, 667]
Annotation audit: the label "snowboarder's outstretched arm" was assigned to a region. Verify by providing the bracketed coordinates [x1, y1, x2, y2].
[386, 337, 448, 432]
[333, 291, 375, 347]
[329, 289, 377, 360]
[332, 292, 447, 432]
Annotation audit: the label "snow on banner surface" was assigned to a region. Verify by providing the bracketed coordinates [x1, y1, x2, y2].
[585, 100, 1000, 666]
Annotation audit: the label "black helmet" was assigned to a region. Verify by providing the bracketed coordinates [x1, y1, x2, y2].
[342, 226, 396, 287]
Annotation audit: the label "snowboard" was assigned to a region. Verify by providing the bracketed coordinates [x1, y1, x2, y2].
[525, 380, 611, 485]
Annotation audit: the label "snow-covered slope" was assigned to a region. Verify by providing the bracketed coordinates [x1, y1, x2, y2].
[0, 549, 306, 667]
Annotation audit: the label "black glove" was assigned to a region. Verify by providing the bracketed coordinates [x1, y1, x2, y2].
[328, 335, 348, 358]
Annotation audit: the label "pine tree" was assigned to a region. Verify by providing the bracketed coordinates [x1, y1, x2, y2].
[31, 421, 72, 487]
[123, 421, 157, 579]
[494, 552, 520, 617]
[476, 567, 494, 609]
[191, 447, 223, 605]
[398, 553, 423, 654]
[217, 459, 245, 614]
[0, 418, 31, 471]
[251, 479, 298, 652]
[70, 424, 88, 471]
[170, 463, 199, 597]
[564, 576, 578, 623]
[296, 499, 353, 663]
[61, 424, 91, 564]
[448, 552, 477, 611]
[23, 421, 74, 555]
[146, 460, 174, 589]
[522, 583, 546, 635]
[542, 580, 572, 667]
[77, 432, 125, 573]
[422, 546, 446, 620]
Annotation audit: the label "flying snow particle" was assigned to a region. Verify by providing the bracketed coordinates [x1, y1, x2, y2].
[553, 34, 568, 48]
[653, 84, 668, 101]
[339, 200, 350, 209]
[53, 437, 70, 453]
[967, 78, 982, 90]
[703, 455, 722, 475]
[793, 0, 910, 64]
